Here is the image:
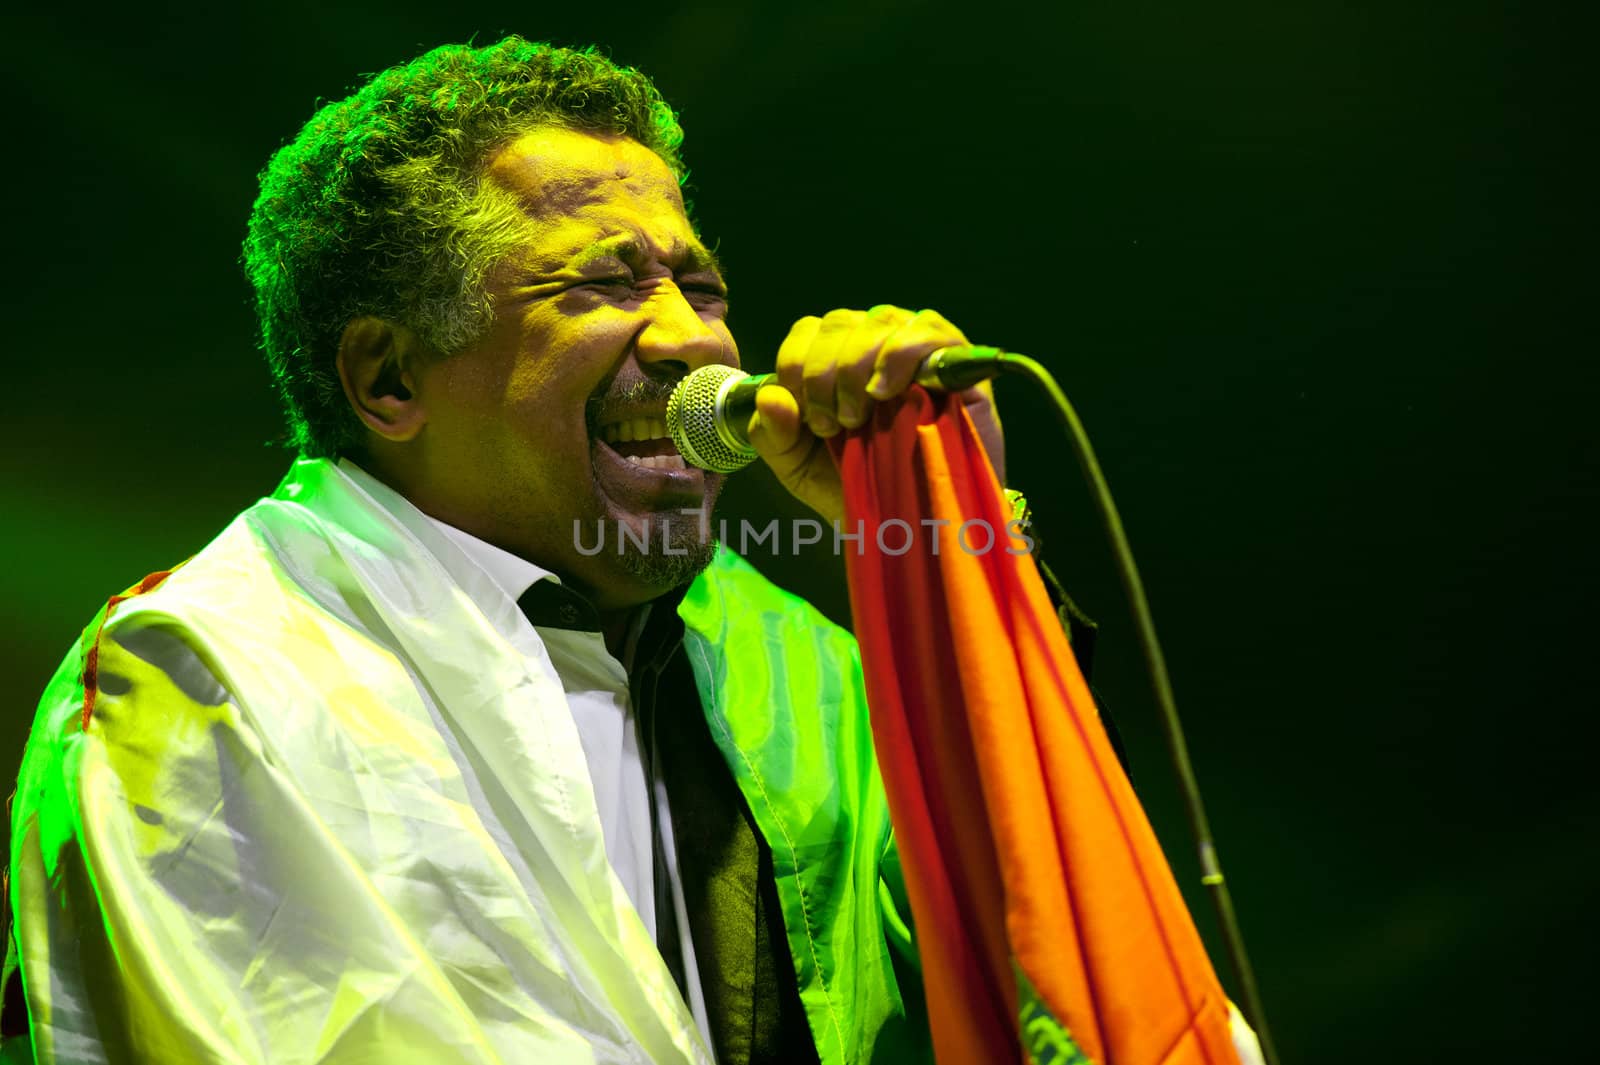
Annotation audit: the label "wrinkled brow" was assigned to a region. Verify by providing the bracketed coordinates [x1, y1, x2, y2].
[571, 234, 726, 280]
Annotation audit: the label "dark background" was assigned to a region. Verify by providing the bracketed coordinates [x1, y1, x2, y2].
[3, 2, 1590, 1061]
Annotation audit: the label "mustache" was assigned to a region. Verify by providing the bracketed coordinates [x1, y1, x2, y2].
[585, 376, 682, 433]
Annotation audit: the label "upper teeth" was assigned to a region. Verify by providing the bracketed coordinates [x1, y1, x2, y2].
[600, 417, 670, 444]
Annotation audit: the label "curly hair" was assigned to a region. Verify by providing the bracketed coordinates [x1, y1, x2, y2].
[242, 37, 689, 457]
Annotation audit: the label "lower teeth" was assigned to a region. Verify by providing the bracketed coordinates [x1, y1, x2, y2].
[624, 454, 688, 471]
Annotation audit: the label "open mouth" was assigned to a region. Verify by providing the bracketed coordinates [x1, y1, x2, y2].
[596, 415, 688, 472]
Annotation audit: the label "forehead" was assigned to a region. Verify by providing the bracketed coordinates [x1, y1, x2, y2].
[485, 128, 695, 268]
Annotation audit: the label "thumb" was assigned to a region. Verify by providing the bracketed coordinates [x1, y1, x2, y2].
[746, 384, 806, 471]
[747, 383, 844, 524]
[748, 383, 826, 490]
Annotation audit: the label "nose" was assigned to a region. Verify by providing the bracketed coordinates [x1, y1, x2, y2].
[634, 280, 734, 375]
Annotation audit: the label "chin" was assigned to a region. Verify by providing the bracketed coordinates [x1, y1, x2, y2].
[614, 532, 719, 592]
[575, 503, 720, 604]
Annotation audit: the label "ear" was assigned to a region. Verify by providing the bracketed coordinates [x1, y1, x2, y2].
[336, 317, 427, 443]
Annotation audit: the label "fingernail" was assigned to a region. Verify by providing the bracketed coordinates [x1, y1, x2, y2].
[837, 395, 861, 427]
[866, 374, 890, 400]
[747, 411, 763, 438]
[808, 408, 839, 436]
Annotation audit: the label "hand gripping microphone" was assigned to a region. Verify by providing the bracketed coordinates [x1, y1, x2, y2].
[665, 345, 1005, 473]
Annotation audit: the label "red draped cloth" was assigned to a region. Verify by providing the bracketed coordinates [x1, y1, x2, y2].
[831, 388, 1239, 1065]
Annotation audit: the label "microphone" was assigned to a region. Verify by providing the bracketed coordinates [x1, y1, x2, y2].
[665, 345, 1005, 473]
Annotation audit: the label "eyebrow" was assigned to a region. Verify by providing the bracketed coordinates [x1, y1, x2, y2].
[569, 234, 727, 282]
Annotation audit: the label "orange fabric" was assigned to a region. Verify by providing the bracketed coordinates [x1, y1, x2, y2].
[832, 389, 1239, 1065]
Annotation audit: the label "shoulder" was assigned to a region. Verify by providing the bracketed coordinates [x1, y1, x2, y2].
[9, 554, 262, 934]
[16, 507, 305, 793]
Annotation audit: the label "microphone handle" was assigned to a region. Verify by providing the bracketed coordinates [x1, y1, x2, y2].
[718, 345, 1005, 446]
[717, 373, 777, 443]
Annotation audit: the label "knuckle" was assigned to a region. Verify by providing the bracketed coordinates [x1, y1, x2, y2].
[837, 355, 875, 386]
[775, 357, 807, 390]
[909, 307, 967, 341]
[801, 357, 837, 387]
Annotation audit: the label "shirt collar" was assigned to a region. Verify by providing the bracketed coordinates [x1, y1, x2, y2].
[336, 457, 550, 600]
[336, 457, 615, 634]
[427, 514, 551, 605]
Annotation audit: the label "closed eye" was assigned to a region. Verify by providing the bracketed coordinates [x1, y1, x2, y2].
[577, 276, 728, 309]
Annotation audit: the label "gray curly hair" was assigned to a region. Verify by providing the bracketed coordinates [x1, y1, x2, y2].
[242, 37, 690, 457]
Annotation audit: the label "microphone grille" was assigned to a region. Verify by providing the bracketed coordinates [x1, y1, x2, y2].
[667, 364, 758, 474]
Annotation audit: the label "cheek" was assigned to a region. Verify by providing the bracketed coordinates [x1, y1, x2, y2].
[495, 367, 604, 480]
[427, 341, 515, 418]
[500, 314, 618, 411]
[498, 363, 594, 441]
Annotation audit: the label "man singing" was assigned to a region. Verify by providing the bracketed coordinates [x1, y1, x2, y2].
[2, 37, 1011, 1064]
